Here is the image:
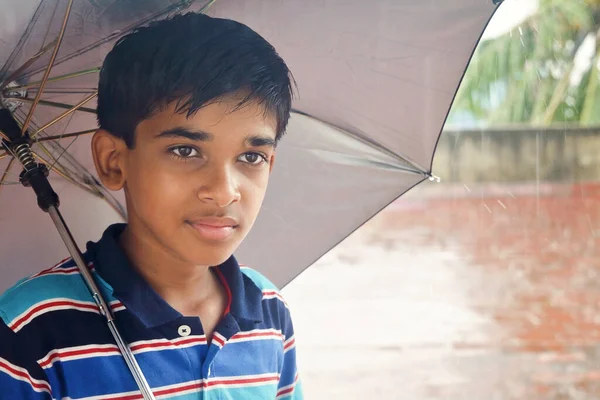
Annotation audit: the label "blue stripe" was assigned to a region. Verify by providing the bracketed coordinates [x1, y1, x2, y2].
[0, 271, 116, 325]
[45, 348, 199, 398]
[240, 267, 279, 291]
[0, 370, 50, 399]
[203, 384, 278, 400]
[210, 339, 283, 376]
[0, 227, 302, 399]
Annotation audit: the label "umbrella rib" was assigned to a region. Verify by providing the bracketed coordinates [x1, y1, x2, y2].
[5, 68, 101, 92]
[7, 97, 97, 115]
[27, 89, 99, 95]
[32, 92, 98, 139]
[0, 40, 59, 91]
[38, 129, 97, 143]
[0, 1, 45, 79]
[0, 157, 16, 187]
[19, 0, 195, 81]
[31, 149, 99, 197]
[200, 0, 220, 13]
[36, 135, 80, 175]
[290, 109, 429, 175]
[40, 0, 61, 53]
[21, 0, 74, 134]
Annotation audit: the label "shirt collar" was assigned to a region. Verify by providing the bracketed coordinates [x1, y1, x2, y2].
[87, 223, 264, 328]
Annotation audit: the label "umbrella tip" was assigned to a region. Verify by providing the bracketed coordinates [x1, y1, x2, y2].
[428, 173, 441, 183]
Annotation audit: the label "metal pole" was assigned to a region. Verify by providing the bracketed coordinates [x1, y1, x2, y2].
[47, 205, 157, 400]
[1, 104, 155, 399]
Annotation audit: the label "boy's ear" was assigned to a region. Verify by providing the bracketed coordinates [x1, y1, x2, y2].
[268, 152, 276, 173]
[91, 129, 128, 191]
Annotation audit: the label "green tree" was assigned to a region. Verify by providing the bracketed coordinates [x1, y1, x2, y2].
[451, 0, 600, 126]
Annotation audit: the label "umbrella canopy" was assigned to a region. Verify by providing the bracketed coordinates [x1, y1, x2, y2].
[0, 0, 498, 293]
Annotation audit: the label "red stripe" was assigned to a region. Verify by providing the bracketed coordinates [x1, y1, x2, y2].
[213, 334, 226, 347]
[104, 375, 280, 399]
[278, 386, 295, 396]
[284, 338, 296, 351]
[157, 381, 203, 396]
[277, 374, 299, 397]
[31, 257, 72, 278]
[40, 347, 118, 368]
[11, 300, 98, 330]
[109, 302, 124, 310]
[41, 337, 209, 368]
[174, 337, 208, 346]
[205, 375, 280, 387]
[132, 337, 207, 350]
[41, 336, 210, 368]
[0, 359, 50, 391]
[32, 262, 95, 279]
[130, 337, 206, 352]
[214, 267, 232, 316]
[130, 341, 174, 352]
[36, 266, 79, 277]
[234, 331, 283, 340]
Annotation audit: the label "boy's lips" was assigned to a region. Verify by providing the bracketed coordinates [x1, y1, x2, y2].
[187, 217, 239, 241]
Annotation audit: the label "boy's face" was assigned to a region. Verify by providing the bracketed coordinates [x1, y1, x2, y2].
[93, 97, 277, 267]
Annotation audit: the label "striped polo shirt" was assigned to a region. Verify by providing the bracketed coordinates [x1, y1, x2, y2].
[0, 224, 302, 399]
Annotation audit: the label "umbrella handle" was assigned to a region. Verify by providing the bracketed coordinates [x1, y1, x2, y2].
[47, 206, 157, 400]
[1, 109, 154, 397]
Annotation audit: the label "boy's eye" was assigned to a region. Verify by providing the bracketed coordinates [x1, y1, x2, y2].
[238, 152, 267, 165]
[171, 146, 199, 158]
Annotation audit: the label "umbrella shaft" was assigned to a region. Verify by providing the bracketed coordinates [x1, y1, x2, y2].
[47, 206, 157, 400]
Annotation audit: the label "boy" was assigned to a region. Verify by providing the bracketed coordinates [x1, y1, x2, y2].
[0, 12, 302, 400]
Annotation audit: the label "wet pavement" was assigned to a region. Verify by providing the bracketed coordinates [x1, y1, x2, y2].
[282, 182, 600, 399]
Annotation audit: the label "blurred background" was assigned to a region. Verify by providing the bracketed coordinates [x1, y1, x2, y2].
[282, 0, 600, 398]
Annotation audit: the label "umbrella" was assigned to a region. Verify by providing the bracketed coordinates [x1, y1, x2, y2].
[0, 0, 499, 397]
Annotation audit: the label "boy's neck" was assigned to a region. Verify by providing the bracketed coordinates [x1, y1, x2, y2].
[118, 224, 220, 313]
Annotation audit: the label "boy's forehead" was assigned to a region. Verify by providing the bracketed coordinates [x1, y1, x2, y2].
[137, 99, 277, 140]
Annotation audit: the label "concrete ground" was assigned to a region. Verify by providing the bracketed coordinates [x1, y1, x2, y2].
[283, 182, 600, 399]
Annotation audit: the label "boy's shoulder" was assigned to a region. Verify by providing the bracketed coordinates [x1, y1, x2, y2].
[239, 265, 289, 308]
[240, 265, 279, 291]
[0, 256, 99, 329]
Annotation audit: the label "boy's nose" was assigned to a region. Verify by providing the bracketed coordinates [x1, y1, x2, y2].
[196, 166, 241, 208]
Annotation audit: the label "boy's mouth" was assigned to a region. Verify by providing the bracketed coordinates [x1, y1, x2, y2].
[186, 217, 239, 242]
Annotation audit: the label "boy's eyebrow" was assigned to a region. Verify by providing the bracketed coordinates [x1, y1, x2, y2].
[156, 128, 275, 147]
[246, 135, 276, 148]
[156, 127, 212, 141]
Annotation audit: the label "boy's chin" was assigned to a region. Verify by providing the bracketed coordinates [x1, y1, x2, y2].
[187, 250, 235, 268]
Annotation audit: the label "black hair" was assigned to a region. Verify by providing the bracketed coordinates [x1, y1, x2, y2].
[97, 12, 294, 148]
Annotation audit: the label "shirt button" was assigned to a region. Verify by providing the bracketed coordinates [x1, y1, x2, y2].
[178, 324, 191, 337]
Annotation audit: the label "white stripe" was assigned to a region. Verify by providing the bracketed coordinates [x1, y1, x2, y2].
[262, 291, 289, 308]
[283, 335, 296, 353]
[38, 344, 119, 369]
[130, 336, 208, 353]
[33, 267, 80, 278]
[30, 261, 94, 280]
[276, 379, 298, 399]
[284, 343, 296, 354]
[39, 336, 210, 368]
[205, 372, 280, 390]
[0, 358, 51, 394]
[213, 332, 227, 348]
[73, 373, 280, 399]
[108, 300, 126, 313]
[228, 328, 284, 344]
[30, 258, 74, 278]
[9, 298, 99, 333]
